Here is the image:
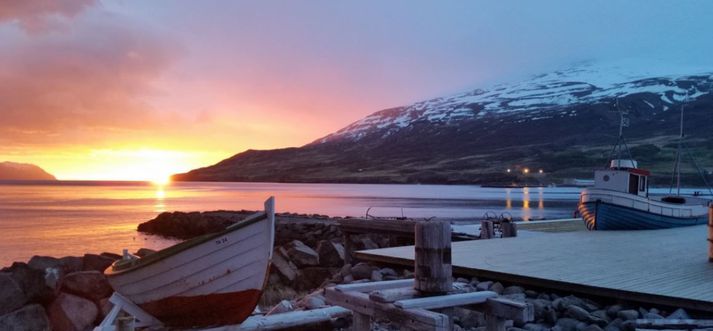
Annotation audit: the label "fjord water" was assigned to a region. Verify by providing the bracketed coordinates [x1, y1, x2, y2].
[0, 181, 581, 267]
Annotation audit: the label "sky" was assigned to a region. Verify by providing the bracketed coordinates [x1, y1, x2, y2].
[1, 0, 712, 181]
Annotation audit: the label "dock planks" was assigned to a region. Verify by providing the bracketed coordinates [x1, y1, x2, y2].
[356, 224, 713, 312]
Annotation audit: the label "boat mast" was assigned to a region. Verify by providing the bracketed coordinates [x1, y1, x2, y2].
[606, 98, 633, 168]
[670, 95, 686, 196]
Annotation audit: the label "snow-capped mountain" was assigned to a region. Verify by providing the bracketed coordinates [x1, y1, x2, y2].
[317, 60, 713, 144]
[174, 61, 713, 185]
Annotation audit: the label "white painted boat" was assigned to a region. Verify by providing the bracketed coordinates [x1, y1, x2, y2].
[105, 197, 275, 327]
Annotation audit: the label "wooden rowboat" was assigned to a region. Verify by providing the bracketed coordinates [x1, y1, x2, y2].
[105, 197, 275, 327]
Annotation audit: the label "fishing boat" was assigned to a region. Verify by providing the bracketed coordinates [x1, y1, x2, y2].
[105, 197, 275, 327]
[578, 101, 712, 230]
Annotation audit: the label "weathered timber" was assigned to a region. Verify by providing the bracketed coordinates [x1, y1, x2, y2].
[202, 306, 351, 331]
[351, 312, 370, 331]
[335, 279, 414, 293]
[369, 287, 420, 303]
[635, 318, 713, 329]
[480, 221, 494, 239]
[415, 221, 452, 293]
[394, 291, 497, 310]
[501, 221, 517, 238]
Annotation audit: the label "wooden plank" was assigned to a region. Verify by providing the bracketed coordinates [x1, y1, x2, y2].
[394, 291, 497, 310]
[204, 306, 351, 331]
[351, 312, 370, 331]
[369, 287, 420, 303]
[356, 224, 713, 312]
[334, 279, 414, 293]
[480, 221, 494, 239]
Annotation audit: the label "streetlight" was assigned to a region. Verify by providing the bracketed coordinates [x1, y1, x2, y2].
[523, 168, 529, 174]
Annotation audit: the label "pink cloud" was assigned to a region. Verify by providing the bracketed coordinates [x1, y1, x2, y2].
[0, 0, 96, 33]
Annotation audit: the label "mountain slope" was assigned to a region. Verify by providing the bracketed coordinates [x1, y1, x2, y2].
[0, 162, 56, 181]
[173, 61, 713, 185]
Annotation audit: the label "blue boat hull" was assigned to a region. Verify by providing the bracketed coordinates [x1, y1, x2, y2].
[578, 201, 708, 230]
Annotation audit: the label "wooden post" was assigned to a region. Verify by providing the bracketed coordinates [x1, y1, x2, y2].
[351, 312, 370, 331]
[414, 220, 452, 294]
[709, 205, 712, 262]
[480, 221, 494, 239]
[502, 221, 517, 238]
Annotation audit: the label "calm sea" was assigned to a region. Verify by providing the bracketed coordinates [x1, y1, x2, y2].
[0, 181, 583, 267]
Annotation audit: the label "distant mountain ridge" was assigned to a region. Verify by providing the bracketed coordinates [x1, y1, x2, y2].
[0, 162, 56, 181]
[173, 60, 713, 185]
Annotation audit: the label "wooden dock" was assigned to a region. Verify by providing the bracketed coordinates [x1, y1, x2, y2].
[356, 224, 713, 312]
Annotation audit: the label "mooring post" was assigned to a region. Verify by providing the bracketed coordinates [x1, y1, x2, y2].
[414, 220, 452, 294]
[502, 221, 517, 238]
[480, 221, 494, 239]
[708, 205, 712, 262]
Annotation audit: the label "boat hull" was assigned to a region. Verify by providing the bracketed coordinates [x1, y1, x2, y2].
[578, 200, 708, 230]
[106, 198, 275, 327]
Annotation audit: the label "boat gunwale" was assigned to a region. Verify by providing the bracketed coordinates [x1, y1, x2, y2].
[107, 211, 268, 276]
[580, 199, 708, 223]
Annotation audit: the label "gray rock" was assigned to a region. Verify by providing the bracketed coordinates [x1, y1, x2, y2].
[620, 320, 635, 331]
[667, 308, 690, 319]
[316, 240, 345, 267]
[0, 304, 50, 331]
[338, 263, 352, 277]
[267, 300, 293, 315]
[2, 262, 53, 304]
[490, 282, 505, 294]
[643, 312, 663, 319]
[452, 307, 484, 329]
[380, 268, 398, 277]
[567, 305, 594, 322]
[59, 257, 83, 274]
[591, 310, 609, 323]
[285, 240, 320, 267]
[529, 298, 552, 319]
[523, 323, 550, 331]
[606, 305, 622, 318]
[504, 286, 525, 295]
[298, 293, 326, 310]
[61, 271, 113, 301]
[28, 256, 62, 272]
[503, 293, 527, 302]
[525, 290, 539, 298]
[351, 262, 376, 280]
[48, 292, 98, 331]
[476, 281, 493, 291]
[342, 275, 354, 283]
[0, 273, 26, 315]
[616, 309, 639, 321]
[360, 237, 379, 250]
[370, 270, 383, 282]
[271, 250, 298, 282]
[82, 254, 115, 272]
[583, 325, 603, 331]
[543, 306, 558, 324]
[556, 318, 580, 331]
[296, 267, 333, 291]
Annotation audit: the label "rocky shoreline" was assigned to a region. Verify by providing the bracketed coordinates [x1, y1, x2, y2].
[0, 211, 706, 330]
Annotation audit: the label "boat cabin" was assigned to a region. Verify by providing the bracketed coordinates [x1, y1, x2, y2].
[593, 159, 650, 197]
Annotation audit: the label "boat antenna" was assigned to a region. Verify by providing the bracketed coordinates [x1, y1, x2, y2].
[605, 98, 634, 168]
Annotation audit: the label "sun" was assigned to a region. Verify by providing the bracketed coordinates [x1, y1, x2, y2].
[151, 175, 171, 185]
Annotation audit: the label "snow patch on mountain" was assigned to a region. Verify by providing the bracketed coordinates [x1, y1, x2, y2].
[316, 59, 713, 144]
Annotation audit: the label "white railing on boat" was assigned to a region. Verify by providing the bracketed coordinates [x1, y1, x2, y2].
[580, 189, 709, 218]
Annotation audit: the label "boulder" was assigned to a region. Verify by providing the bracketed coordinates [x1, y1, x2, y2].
[28, 256, 62, 272]
[616, 309, 639, 321]
[59, 257, 84, 274]
[555, 318, 580, 331]
[266, 300, 293, 315]
[351, 263, 376, 280]
[370, 270, 383, 282]
[0, 304, 51, 331]
[296, 267, 334, 291]
[316, 240, 345, 267]
[583, 325, 604, 331]
[2, 262, 53, 304]
[271, 250, 298, 282]
[61, 271, 113, 301]
[606, 305, 622, 318]
[381, 268, 398, 278]
[476, 281, 493, 292]
[82, 254, 115, 272]
[523, 323, 550, 331]
[359, 237, 379, 250]
[666, 308, 690, 319]
[285, 240, 319, 267]
[503, 286, 525, 295]
[48, 292, 98, 331]
[297, 293, 327, 310]
[567, 305, 603, 324]
[0, 273, 26, 315]
[489, 282, 504, 294]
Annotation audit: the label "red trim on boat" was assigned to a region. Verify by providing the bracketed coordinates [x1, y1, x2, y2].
[140, 289, 262, 327]
[628, 168, 651, 176]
